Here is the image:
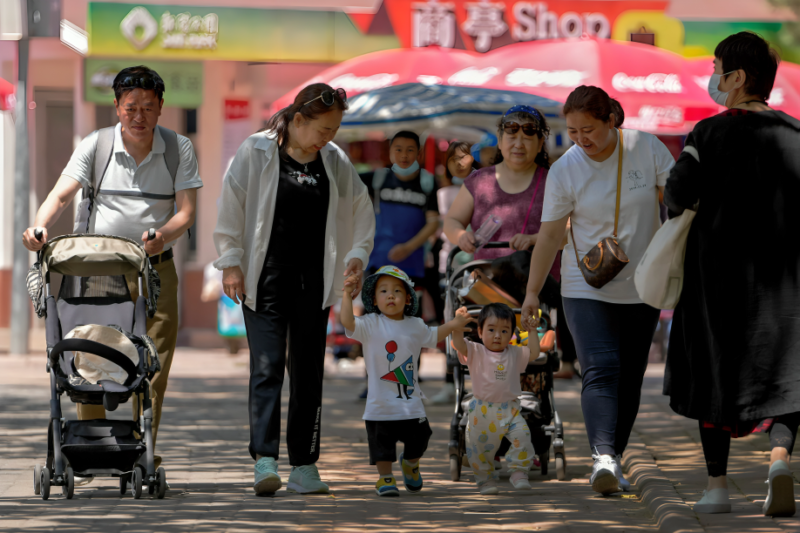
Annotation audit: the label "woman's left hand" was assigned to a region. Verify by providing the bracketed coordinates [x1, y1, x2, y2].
[509, 233, 537, 251]
[344, 258, 364, 298]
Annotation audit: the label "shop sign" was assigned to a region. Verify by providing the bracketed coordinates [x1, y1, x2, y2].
[384, 0, 669, 53]
[87, 3, 400, 62]
[84, 58, 203, 108]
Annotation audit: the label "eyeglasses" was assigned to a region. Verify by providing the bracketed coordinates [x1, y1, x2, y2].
[303, 88, 347, 107]
[118, 73, 159, 91]
[502, 122, 541, 137]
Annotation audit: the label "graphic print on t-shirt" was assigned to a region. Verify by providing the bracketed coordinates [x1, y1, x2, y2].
[379, 340, 417, 399]
[494, 363, 507, 381]
[627, 170, 646, 190]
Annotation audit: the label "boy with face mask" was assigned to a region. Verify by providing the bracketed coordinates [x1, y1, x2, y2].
[367, 132, 440, 289]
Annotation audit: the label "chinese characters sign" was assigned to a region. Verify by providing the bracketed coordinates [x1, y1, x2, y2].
[84, 59, 203, 108]
[388, 0, 668, 53]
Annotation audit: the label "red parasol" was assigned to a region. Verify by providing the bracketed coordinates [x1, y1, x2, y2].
[269, 46, 474, 115]
[0, 77, 15, 111]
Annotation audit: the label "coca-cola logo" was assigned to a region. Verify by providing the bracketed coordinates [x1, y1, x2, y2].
[612, 72, 683, 94]
[447, 67, 500, 86]
[506, 68, 588, 88]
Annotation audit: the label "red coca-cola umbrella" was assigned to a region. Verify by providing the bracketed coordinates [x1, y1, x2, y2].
[684, 56, 800, 120]
[0, 77, 15, 111]
[269, 46, 474, 115]
[471, 38, 720, 135]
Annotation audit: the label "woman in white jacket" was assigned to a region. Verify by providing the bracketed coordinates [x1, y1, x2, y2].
[213, 84, 375, 496]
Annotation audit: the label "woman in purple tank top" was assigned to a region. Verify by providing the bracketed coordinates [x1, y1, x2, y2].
[443, 105, 560, 281]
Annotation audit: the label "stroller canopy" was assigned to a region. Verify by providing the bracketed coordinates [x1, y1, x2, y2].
[41, 235, 149, 278]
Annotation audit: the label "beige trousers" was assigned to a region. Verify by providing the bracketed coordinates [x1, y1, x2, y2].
[77, 257, 179, 451]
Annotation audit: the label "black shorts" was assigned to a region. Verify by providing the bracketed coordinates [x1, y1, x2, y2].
[365, 418, 433, 465]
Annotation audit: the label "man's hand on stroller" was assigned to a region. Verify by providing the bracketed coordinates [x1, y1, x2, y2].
[222, 266, 245, 305]
[521, 293, 540, 332]
[22, 227, 47, 251]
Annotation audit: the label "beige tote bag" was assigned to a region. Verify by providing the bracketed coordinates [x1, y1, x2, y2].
[634, 208, 697, 309]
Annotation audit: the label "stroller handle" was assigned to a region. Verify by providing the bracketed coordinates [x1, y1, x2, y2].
[49, 338, 138, 388]
[445, 242, 510, 278]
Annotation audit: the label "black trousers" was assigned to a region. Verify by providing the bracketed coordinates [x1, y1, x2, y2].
[243, 265, 330, 465]
[700, 413, 800, 477]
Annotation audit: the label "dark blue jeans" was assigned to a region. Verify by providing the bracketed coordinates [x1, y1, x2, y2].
[562, 297, 660, 456]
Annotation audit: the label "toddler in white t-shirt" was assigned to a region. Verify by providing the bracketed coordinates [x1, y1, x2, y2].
[341, 265, 473, 497]
[452, 303, 541, 495]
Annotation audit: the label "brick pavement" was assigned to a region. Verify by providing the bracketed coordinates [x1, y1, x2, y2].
[0, 349, 794, 532]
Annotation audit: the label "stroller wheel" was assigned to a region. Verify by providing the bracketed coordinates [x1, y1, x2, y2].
[555, 453, 566, 481]
[131, 466, 143, 499]
[34, 464, 42, 495]
[119, 473, 130, 496]
[449, 455, 462, 482]
[41, 467, 51, 500]
[156, 467, 167, 499]
[539, 451, 549, 476]
[63, 466, 75, 499]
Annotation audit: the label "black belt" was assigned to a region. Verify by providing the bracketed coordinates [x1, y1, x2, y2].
[149, 248, 173, 265]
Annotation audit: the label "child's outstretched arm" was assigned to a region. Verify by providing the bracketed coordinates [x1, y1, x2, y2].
[437, 306, 474, 341]
[340, 275, 359, 332]
[446, 307, 472, 364]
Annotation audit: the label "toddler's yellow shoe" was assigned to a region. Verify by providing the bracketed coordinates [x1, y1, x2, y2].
[376, 475, 399, 497]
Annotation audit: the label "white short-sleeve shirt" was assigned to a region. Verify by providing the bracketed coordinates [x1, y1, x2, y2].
[62, 123, 203, 250]
[541, 129, 675, 303]
[346, 314, 438, 421]
[464, 340, 530, 404]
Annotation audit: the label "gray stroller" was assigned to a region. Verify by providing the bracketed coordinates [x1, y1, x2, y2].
[27, 232, 165, 500]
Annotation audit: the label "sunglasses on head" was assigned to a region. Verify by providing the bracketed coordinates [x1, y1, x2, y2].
[303, 88, 347, 107]
[502, 121, 541, 137]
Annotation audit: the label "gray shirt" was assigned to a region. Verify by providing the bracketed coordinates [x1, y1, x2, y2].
[62, 123, 203, 250]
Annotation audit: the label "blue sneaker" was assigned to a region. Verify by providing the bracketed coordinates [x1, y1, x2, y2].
[399, 453, 423, 493]
[376, 475, 400, 497]
[254, 457, 281, 495]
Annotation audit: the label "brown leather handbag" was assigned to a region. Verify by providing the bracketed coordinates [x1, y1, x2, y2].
[569, 130, 629, 289]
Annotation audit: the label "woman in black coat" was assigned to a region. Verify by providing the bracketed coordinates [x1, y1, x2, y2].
[664, 32, 800, 518]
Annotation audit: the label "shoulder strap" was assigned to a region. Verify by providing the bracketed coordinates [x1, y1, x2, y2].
[613, 129, 624, 237]
[158, 125, 180, 188]
[92, 127, 116, 197]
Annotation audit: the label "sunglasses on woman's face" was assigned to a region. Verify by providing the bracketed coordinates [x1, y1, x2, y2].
[503, 121, 540, 137]
[303, 88, 347, 107]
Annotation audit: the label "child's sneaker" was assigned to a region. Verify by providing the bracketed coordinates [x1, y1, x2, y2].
[376, 475, 400, 497]
[399, 453, 423, 493]
[509, 471, 531, 490]
[478, 480, 499, 495]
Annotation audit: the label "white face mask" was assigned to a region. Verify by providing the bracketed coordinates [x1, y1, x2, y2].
[392, 160, 420, 177]
[707, 70, 737, 107]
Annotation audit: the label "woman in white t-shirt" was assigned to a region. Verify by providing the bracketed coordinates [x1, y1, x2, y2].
[520, 86, 675, 496]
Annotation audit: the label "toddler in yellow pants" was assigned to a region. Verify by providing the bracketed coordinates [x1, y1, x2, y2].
[453, 303, 540, 495]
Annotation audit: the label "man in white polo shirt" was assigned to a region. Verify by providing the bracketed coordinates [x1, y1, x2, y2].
[22, 66, 202, 474]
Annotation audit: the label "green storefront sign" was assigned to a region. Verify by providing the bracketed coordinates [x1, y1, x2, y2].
[87, 2, 399, 62]
[85, 59, 203, 108]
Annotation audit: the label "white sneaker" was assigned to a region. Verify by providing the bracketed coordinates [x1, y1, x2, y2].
[509, 471, 531, 489]
[478, 480, 499, 495]
[615, 455, 631, 492]
[427, 383, 456, 405]
[74, 476, 94, 486]
[590, 454, 621, 495]
[694, 488, 731, 514]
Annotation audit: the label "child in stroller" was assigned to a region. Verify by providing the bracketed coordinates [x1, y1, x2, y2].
[27, 232, 165, 500]
[444, 242, 567, 484]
